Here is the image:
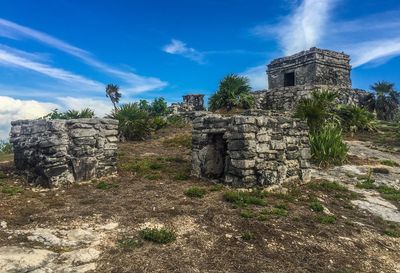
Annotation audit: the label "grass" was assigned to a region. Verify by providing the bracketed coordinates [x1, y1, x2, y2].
[144, 174, 160, 180]
[117, 238, 142, 249]
[96, 181, 118, 190]
[209, 184, 224, 192]
[380, 159, 399, 167]
[139, 228, 176, 244]
[241, 231, 254, 241]
[185, 187, 207, 198]
[0, 171, 6, 179]
[317, 214, 336, 224]
[162, 134, 192, 148]
[223, 190, 266, 207]
[173, 171, 190, 181]
[384, 228, 400, 238]
[357, 180, 400, 202]
[270, 207, 289, 217]
[1, 184, 23, 195]
[310, 201, 324, 212]
[240, 210, 256, 219]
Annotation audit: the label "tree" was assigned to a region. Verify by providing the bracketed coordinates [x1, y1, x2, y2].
[150, 97, 169, 116]
[106, 84, 122, 111]
[371, 81, 400, 121]
[208, 74, 254, 111]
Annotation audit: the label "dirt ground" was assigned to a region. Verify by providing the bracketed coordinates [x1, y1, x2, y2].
[0, 126, 399, 273]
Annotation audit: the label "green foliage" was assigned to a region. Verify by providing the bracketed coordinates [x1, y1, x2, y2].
[337, 105, 376, 133]
[294, 90, 339, 132]
[241, 231, 254, 241]
[173, 171, 190, 181]
[106, 84, 122, 111]
[309, 201, 324, 212]
[185, 187, 207, 198]
[0, 141, 12, 154]
[380, 159, 399, 167]
[308, 181, 348, 192]
[208, 74, 254, 111]
[150, 97, 170, 116]
[0, 171, 6, 179]
[166, 115, 187, 128]
[96, 181, 118, 190]
[384, 228, 400, 238]
[371, 81, 399, 121]
[317, 214, 336, 224]
[240, 210, 256, 218]
[43, 108, 95, 120]
[1, 184, 23, 195]
[309, 123, 348, 166]
[223, 190, 266, 207]
[139, 228, 176, 244]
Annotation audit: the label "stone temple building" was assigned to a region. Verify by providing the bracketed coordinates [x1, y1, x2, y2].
[170, 94, 205, 113]
[252, 47, 372, 111]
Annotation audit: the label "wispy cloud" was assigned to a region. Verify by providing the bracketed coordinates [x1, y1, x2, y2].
[0, 46, 103, 89]
[0, 18, 167, 93]
[252, 0, 335, 55]
[240, 65, 267, 90]
[163, 39, 205, 63]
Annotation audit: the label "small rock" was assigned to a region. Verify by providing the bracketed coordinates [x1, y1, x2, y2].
[0, 221, 7, 229]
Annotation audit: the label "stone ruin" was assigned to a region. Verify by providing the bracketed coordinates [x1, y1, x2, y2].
[10, 118, 118, 187]
[252, 47, 372, 111]
[169, 94, 205, 113]
[192, 110, 311, 187]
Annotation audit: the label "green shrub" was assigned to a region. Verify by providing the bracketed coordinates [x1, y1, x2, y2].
[240, 210, 256, 218]
[294, 90, 339, 132]
[223, 190, 266, 207]
[310, 201, 324, 212]
[0, 141, 12, 154]
[308, 181, 348, 192]
[185, 187, 207, 198]
[241, 231, 254, 241]
[166, 115, 187, 127]
[310, 123, 348, 166]
[1, 185, 23, 195]
[337, 105, 376, 133]
[139, 228, 176, 244]
[208, 74, 254, 111]
[43, 108, 95, 119]
[317, 214, 336, 224]
[151, 116, 168, 130]
[380, 159, 399, 167]
[96, 181, 117, 190]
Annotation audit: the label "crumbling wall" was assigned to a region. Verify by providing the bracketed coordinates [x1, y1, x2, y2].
[252, 86, 372, 111]
[10, 118, 119, 187]
[170, 94, 205, 113]
[192, 111, 311, 187]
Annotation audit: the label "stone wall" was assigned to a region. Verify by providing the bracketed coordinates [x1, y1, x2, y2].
[170, 94, 205, 113]
[267, 47, 351, 89]
[252, 86, 372, 111]
[10, 118, 119, 187]
[192, 110, 311, 187]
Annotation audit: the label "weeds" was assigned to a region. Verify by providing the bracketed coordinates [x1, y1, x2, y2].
[308, 181, 348, 192]
[241, 231, 254, 241]
[380, 159, 399, 167]
[117, 238, 142, 249]
[240, 210, 256, 218]
[96, 181, 118, 190]
[310, 201, 324, 212]
[139, 228, 176, 244]
[223, 190, 266, 207]
[317, 214, 336, 224]
[185, 187, 207, 198]
[1, 184, 23, 195]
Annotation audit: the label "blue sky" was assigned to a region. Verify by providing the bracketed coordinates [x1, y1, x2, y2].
[0, 0, 400, 138]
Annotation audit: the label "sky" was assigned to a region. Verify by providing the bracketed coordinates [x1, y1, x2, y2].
[1, 0, 400, 139]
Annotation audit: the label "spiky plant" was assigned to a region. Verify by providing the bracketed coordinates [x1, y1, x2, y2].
[208, 74, 254, 111]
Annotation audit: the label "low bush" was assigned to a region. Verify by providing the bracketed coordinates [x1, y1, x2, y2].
[0, 141, 12, 154]
[317, 214, 336, 224]
[310, 123, 348, 166]
[309, 201, 324, 212]
[241, 231, 254, 241]
[223, 190, 266, 207]
[139, 228, 176, 244]
[185, 187, 207, 198]
[337, 105, 376, 133]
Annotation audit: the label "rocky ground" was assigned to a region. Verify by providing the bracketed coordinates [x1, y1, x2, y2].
[0, 124, 399, 273]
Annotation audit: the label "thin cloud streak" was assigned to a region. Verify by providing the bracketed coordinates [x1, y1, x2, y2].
[163, 39, 205, 63]
[0, 18, 167, 93]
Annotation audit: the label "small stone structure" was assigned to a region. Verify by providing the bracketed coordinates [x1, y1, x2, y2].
[192, 110, 311, 187]
[170, 94, 205, 113]
[252, 47, 372, 111]
[10, 118, 119, 187]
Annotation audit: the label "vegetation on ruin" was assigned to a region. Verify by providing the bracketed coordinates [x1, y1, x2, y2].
[208, 74, 255, 111]
[43, 108, 95, 119]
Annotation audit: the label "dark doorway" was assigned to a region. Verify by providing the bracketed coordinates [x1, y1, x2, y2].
[284, 72, 295, 87]
[202, 133, 227, 179]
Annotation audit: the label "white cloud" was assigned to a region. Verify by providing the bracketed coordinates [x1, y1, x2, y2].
[0, 18, 167, 93]
[240, 65, 267, 90]
[0, 46, 103, 89]
[0, 96, 59, 139]
[57, 97, 113, 118]
[163, 39, 204, 63]
[253, 0, 335, 55]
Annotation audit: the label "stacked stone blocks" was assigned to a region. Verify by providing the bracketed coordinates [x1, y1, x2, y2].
[192, 111, 311, 187]
[10, 118, 119, 187]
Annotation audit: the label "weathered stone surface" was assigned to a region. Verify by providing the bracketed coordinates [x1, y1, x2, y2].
[170, 94, 205, 113]
[10, 118, 118, 187]
[192, 110, 310, 187]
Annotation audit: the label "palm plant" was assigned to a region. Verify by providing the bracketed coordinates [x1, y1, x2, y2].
[208, 74, 254, 111]
[294, 90, 339, 132]
[106, 84, 122, 112]
[371, 81, 399, 121]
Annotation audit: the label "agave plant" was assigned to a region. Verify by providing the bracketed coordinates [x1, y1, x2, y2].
[209, 74, 254, 111]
